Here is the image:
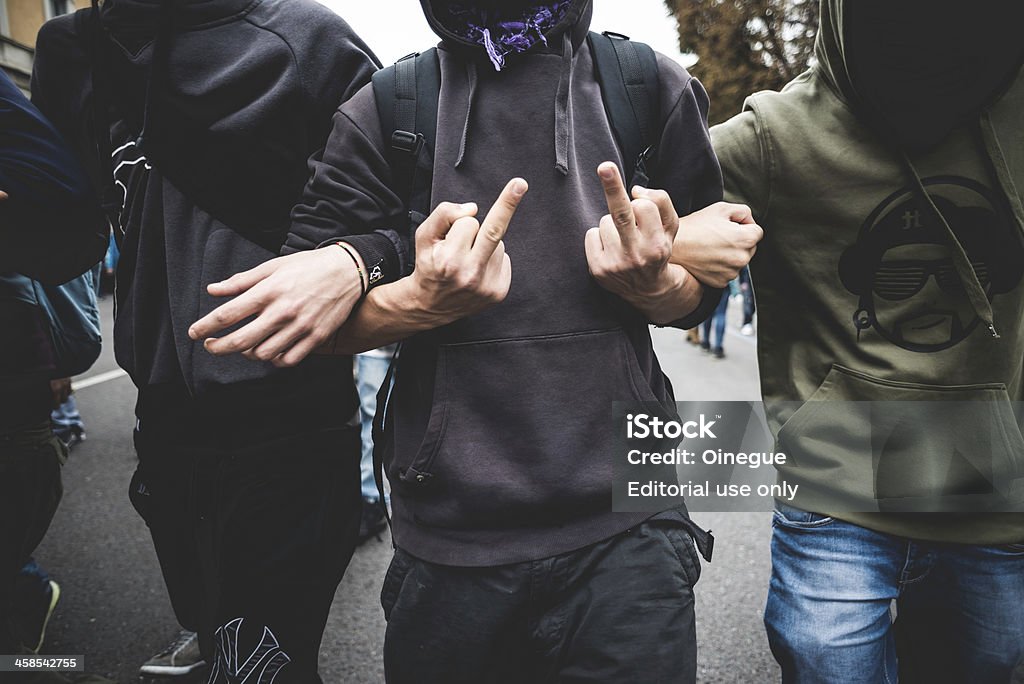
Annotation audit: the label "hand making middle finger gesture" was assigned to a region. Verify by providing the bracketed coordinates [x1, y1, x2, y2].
[585, 162, 683, 304]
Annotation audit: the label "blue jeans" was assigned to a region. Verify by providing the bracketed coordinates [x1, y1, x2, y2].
[701, 289, 729, 351]
[355, 352, 394, 502]
[766, 503, 1024, 683]
[50, 395, 83, 432]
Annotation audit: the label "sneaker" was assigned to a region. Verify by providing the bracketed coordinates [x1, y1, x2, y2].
[740, 323, 755, 336]
[139, 630, 205, 677]
[16, 579, 60, 654]
[699, 341, 710, 353]
[712, 347, 726, 359]
[54, 425, 86, 450]
[358, 498, 388, 545]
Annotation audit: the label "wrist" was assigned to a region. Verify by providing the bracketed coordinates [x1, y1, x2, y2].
[633, 263, 687, 303]
[627, 265, 691, 324]
[329, 242, 368, 298]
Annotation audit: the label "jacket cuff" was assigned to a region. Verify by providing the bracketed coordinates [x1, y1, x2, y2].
[316, 232, 400, 290]
[664, 284, 725, 330]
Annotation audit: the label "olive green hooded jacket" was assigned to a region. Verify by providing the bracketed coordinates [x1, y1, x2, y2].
[712, 0, 1024, 544]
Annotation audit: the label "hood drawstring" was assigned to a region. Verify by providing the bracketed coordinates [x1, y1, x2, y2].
[456, 31, 576, 176]
[455, 60, 479, 169]
[901, 154, 999, 338]
[553, 32, 574, 176]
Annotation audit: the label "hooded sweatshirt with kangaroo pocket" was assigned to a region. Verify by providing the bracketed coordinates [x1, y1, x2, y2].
[285, 0, 724, 566]
[712, 0, 1024, 544]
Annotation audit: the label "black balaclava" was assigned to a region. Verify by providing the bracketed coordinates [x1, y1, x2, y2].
[844, 0, 1024, 154]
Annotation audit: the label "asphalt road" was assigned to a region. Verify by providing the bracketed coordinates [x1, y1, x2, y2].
[34, 295, 776, 683]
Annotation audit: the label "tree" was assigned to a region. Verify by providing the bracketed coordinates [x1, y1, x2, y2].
[665, 0, 819, 124]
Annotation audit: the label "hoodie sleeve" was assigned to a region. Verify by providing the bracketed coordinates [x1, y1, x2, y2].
[710, 105, 772, 219]
[284, 84, 408, 286]
[0, 66, 107, 285]
[651, 56, 726, 329]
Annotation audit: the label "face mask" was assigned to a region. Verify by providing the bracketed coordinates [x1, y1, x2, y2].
[469, 0, 538, 11]
[844, 0, 1024, 152]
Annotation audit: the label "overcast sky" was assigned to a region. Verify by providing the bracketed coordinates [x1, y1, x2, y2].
[317, 0, 693, 67]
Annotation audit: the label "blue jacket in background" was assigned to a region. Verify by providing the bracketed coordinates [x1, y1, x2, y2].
[0, 68, 106, 284]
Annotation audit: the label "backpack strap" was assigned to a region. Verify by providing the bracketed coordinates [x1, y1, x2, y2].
[588, 31, 661, 187]
[371, 48, 441, 264]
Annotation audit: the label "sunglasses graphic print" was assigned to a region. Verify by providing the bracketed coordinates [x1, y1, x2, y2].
[839, 176, 1022, 353]
[872, 258, 991, 301]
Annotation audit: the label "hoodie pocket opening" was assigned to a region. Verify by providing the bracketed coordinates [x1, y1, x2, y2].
[396, 327, 666, 530]
[777, 364, 1024, 512]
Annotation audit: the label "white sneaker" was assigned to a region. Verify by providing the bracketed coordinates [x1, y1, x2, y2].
[139, 629, 206, 676]
[740, 323, 755, 336]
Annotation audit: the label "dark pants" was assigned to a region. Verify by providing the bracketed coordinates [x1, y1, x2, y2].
[130, 420, 362, 684]
[0, 420, 65, 653]
[381, 510, 704, 684]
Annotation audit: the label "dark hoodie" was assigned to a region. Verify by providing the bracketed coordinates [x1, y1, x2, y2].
[286, 0, 723, 565]
[712, 0, 1024, 544]
[32, 0, 384, 420]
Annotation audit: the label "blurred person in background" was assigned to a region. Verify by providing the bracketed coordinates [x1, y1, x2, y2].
[0, 66, 111, 684]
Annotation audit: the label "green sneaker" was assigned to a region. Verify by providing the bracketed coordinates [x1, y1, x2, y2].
[16, 579, 61, 654]
[139, 630, 206, 677]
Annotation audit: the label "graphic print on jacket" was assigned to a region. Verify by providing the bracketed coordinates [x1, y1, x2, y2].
[839, 176, 1024, 352]
[209, 618, 290, 684]
[112, 139, 150, 241]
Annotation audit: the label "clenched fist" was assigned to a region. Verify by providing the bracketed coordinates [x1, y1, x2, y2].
[672, 202, 763, 288]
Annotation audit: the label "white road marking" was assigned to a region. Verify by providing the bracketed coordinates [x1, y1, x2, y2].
[73, 368, 129, 391]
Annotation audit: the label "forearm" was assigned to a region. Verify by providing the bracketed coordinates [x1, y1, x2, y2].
[324, 276, 454, 355]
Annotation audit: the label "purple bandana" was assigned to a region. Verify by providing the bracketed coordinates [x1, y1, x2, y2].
[448, 2, 572, 71]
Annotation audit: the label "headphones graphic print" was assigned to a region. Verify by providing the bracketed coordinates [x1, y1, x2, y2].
[838, 176, 1023, 353]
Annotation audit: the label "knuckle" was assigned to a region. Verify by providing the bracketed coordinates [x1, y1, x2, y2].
[281, 302, 302, 321]
[633, 197, 655, 213]
[728, 254, 747, 269]
[613, 209, 633, 226]
[651, 244, 671, 264]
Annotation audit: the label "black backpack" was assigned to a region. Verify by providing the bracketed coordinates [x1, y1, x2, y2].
[368, 31, 663, 517]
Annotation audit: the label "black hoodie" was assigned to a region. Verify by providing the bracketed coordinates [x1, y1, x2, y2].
[287, 0, 723, 565]
[32, 0, 382, 415]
